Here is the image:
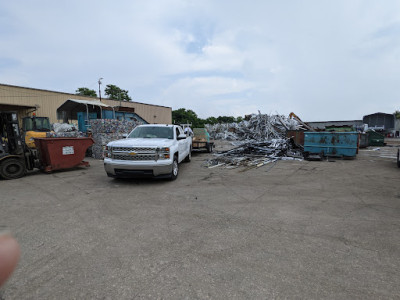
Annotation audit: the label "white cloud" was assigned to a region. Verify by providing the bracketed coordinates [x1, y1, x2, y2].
[1, 0, 400, 120]
[164, 76, 255, 97]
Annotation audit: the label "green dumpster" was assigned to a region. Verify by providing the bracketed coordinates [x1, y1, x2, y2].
[367, 130, 385, 146]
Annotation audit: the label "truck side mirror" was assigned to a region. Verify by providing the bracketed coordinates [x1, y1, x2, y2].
[177, 134, 186, 140]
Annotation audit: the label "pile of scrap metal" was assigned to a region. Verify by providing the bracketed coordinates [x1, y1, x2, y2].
[206, 112, 308, 141]
[46, 123, 86, 138]
[205, 112, 305, 168]
[90, 119, 143, 159]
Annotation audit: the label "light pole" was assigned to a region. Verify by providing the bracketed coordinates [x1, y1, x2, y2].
[98, 77, 103, 101]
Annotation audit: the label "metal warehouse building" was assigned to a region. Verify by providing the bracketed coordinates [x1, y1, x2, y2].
[362, 112, 394, 132]
[0, 83, 172, 124]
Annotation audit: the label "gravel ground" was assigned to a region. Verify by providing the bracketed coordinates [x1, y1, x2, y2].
[0, 142, 399, 299]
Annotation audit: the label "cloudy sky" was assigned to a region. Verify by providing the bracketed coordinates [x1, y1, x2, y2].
[1, 0, 399, 121]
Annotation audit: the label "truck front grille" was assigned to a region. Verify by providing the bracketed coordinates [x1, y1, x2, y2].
[111, 146, 157, 161]
[112, 147, 155, 152]
[113, 154, 156, 161]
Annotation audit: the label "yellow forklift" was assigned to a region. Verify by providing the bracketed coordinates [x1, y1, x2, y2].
[1, 111, 94, 179]
[22, 114, 52, 148]
[0, 111, 40, 179]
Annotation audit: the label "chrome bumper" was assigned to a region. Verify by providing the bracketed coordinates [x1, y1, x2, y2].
[104, 158, 173, 177]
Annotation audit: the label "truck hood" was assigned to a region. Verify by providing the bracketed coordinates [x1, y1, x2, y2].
[108, 138, 174, 147]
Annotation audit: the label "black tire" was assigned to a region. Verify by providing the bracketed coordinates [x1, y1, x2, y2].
[207, 143, 213, 153]
[184, 148, 192, 162]
[0, 158, 26, 180]
[397, 149, 400, 168]
[170, 156, 179, 180]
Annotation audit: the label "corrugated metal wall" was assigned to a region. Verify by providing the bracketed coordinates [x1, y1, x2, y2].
[363, 113, 394, 130]
[396, 119, 400, 132]
[102, 99, 171, 124]
[0, 84, 172, 124]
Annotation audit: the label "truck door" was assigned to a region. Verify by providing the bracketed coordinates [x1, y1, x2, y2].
[176, 127, 186, 161]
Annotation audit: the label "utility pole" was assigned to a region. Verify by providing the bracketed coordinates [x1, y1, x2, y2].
[98, 77, 103, 101]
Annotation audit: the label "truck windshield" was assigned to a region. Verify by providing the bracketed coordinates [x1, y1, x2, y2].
[128, 126, 173, 139]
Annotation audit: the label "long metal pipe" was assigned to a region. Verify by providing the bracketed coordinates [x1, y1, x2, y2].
[85, 103, 89, 130]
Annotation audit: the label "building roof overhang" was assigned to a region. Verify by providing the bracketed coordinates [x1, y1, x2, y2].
[57, 99, 113, 119]
[0, 103, 38, 111]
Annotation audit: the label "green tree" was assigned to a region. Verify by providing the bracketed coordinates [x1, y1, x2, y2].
[217, 116, 236, 123]
[205, 116, 218, 125]
[172, 108, 245, 127]
[75, 87, 97, 97]
[104, 84, 132, 101]
[172, 108, 203, 127]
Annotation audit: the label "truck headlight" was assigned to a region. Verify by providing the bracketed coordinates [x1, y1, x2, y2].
[104, 146, 112, 158]
[156, 147, 170, 160]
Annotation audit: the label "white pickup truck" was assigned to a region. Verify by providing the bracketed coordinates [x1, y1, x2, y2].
[104, 124, 192, 180]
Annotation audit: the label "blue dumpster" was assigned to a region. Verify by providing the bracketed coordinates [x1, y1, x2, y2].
[304, 132, 358, 158]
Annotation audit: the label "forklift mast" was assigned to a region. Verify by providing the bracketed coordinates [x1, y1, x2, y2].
[0, 112, 24, 156]
[0, 111, 40, 179]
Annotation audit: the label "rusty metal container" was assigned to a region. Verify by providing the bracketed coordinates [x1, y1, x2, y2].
[34, 137, 94, 172]
[287, 130, 305, 145]
[359, 133, 368, 148]
[304, 132, 358, 158]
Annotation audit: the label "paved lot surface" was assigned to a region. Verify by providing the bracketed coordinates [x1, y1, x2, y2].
[1, 143, 399, 299]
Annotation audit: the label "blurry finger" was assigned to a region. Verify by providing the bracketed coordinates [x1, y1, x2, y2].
[0, 234, 20, 287]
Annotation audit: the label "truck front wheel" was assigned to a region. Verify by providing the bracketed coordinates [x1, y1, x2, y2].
[0, 158, 26, 180]
[397, 149, 400, 168]
[170, 156, 179, 180]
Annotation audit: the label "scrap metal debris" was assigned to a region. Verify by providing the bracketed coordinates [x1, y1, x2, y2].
[90, 119, 144, 159]
[47, 123, 86, 138]
[206, 112, 307, 141]
[204, 112, 305, 169]
[53, 123, 77, 133]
